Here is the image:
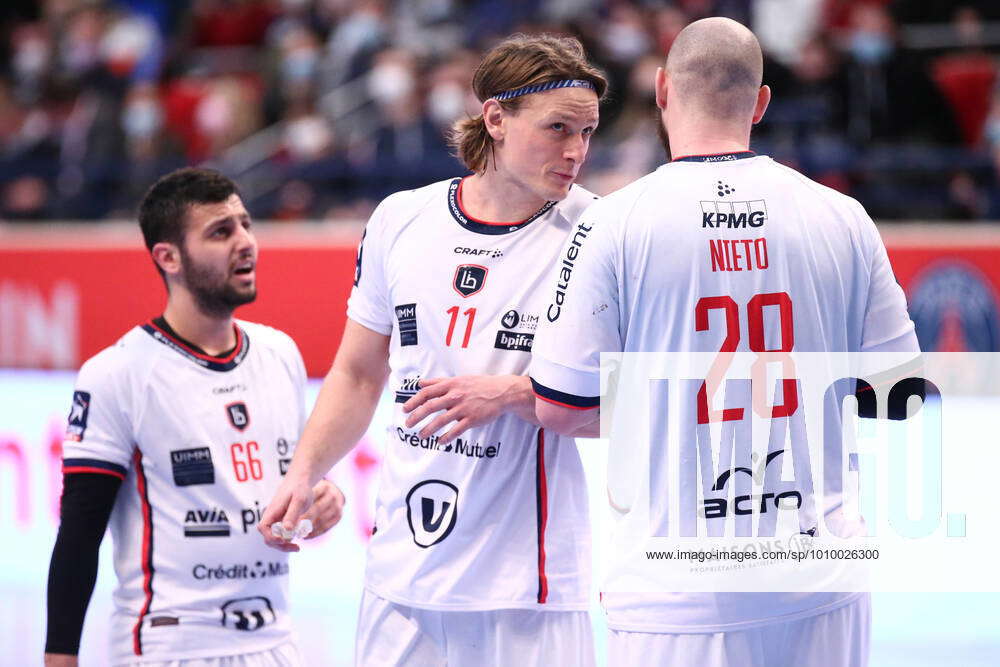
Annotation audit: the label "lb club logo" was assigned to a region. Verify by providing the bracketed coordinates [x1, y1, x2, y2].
[406, 480, 458, 548]
[226, 402, 250, 431]
[453, 264, 487, 298]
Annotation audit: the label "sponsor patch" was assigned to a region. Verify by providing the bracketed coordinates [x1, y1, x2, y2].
[395, 303, 418, 346]
[700, 200, 767, 229]
[183, 507, 231, 538]
[66, 391, 91, 442]
[394, 377, 421, 403]
[494, 330, 534, 352]
[406, 480, 459, 548]
[170, 447, 215, 487]
[220, 596, 278, 631]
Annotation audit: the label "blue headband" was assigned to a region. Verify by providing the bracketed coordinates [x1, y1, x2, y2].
[492, 79, 596, 102]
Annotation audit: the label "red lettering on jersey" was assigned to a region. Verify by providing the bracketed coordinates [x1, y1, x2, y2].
[710, 240, 726, 272]
[709, 238, 769, 272]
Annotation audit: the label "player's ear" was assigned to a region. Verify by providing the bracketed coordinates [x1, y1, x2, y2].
[752, 85, 771, 125]
[151, 242, 182, 277]
[655, 67, 667, 110]
[482, 98, 505, 142]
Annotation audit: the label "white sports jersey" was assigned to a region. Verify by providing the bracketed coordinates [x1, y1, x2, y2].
[347, 177, 596, 611]
[62, 319, 306, 663]
[529, 153, 919, 632]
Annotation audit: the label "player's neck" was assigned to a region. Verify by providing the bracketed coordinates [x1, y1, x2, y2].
[666, 119, 751, 160]
[162, 293, 237, 356]
[461, 171, 548, 222]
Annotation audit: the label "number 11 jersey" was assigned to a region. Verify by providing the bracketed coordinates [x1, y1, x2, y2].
[348, 177, 598, 611]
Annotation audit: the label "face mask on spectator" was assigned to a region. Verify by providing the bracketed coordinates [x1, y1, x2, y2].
[428, 82, 465, 125]
[123, 99, 163, 139]
[849, 31, 892, 65]
[14, 38, 49, 80]
[285, 116, 332, 160]
[369, 64, 414, 105]
[603, 23, 651, 62]
[283, 49, 318, 83]
[984, 117, 1000, 146]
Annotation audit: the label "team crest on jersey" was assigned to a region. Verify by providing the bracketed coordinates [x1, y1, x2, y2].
[66, 390, 91, 442]
[221, 596, 276, 631]
[453, 264, 488, 298]
[406, 479, 459, 548]
[226, 402, 250, 431]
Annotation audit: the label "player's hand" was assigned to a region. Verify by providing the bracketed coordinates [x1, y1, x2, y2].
[44, 654, 78, 667]
[300, 479, 346, 539]
[402, 375, 525, 444]
[258, 475, 315, 552]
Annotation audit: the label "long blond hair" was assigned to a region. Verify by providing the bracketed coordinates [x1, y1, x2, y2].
[449, 34, 607, 174]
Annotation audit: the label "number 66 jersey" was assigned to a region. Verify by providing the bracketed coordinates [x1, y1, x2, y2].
[347, 177, 598, 611]
[61, 319, 306, 663]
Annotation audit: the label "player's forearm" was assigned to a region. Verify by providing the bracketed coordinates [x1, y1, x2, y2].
[568, 410, 601, 438]
[45, 473, 120, 657]
[494, 376, 599, 433]
[45, 527, 97, 656]
[504, 375, 543, 425]
[287, 365, 384, 485]
[536, 399, 600, 436]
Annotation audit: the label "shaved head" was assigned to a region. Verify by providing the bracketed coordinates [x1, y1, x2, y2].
[665, 17, 763, 121]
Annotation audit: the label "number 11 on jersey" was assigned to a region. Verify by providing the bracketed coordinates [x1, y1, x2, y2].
[445, 306, 476, 348]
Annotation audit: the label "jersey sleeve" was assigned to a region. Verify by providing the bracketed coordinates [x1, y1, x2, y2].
[529, 208, 622, 408]
[61, 352, 135, 479]
[346, 199, 394, 336]
[857, 209, 920, 353]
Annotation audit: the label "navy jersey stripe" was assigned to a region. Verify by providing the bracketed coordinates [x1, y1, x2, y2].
[530, 378, 599, 409]
[62, 458, 128, 478]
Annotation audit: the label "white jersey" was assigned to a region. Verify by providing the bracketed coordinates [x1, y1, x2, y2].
[347, 177, 596, 611]
[529, 153, 919, 632]
[61, 319, 306, 663]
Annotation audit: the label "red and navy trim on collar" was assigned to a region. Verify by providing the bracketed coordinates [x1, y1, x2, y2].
[530, 377, 599, 410]
[447, 177, 555, 235]
[671, 150, 756, 163]
[141, 318, 249, 372]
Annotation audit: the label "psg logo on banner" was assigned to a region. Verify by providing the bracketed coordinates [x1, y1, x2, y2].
[453, 264, 488, 298]
[226, 402, 250, 431]
[908, 262, 1000, 351]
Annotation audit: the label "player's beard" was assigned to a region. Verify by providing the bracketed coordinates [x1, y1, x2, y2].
[178, 245, 256, 318]
[656, 112, 671, 162]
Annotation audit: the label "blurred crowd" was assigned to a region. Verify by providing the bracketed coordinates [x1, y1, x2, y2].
[3, 0, 1000, 222]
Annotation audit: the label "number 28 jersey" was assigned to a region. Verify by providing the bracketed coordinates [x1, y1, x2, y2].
[530, 154, 919, 632]
[348, 178, 597, 611]
[61, 320, 306, 663]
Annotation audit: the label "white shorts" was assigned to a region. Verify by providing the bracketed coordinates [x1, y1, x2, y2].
[118, 641, 303, 667]
[607, 594, 870, 667]
[355, 589, 595, 667]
